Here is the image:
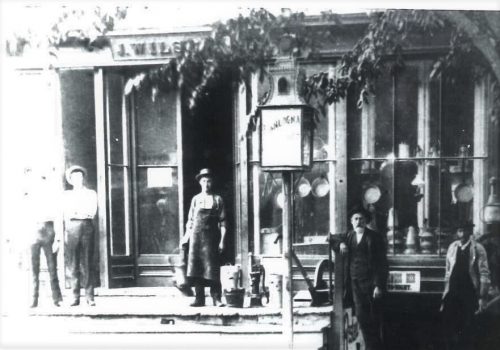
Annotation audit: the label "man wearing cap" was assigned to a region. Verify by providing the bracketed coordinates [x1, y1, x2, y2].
[63, 166, 98, 306]
[24, 167, 63, 307]
[181, 168, 226, 307]
[441, 221, 490, 350]
[330, 206, 388, 350]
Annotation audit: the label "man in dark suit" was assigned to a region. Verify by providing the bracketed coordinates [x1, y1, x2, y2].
[331, 206, 388, 350]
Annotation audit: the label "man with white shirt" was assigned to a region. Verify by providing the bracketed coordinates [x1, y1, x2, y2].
[24, 167, 63, 307]
[441, 221, 490, 350]
[331, 206, 388, 350]
[63, 166, 98, 306]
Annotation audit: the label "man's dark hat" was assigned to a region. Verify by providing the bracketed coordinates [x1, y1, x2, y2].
[455, 220, 475, 229]
[348, 205, 372, 222]
[195, 168, 213, 181]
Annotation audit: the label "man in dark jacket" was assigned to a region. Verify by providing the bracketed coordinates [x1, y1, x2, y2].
[331, 206, 388, 350]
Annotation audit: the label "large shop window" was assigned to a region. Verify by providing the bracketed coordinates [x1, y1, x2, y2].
[347, 61, 485, 256]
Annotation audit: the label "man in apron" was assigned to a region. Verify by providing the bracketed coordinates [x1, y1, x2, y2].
[181, 168, 226, 307]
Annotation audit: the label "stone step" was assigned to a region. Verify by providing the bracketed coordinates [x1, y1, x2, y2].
[3, 290, 333, 350]
[26, 315, 328, 335]
[2, 315, 328, 350]
[23, 294, 332, 327]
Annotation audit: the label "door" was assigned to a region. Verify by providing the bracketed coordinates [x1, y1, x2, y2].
[104, 70, 182, 287]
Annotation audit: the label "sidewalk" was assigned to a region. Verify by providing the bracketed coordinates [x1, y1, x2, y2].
[1, 287, 333, 350]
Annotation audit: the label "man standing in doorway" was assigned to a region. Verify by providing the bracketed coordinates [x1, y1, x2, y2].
[63, 166, 98, 306]
[441, 221, 490, 350]
[331, 206, 388, 350]
[182, 168, 226, 307]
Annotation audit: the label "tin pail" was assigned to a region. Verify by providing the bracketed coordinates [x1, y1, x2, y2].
[223, 288, 245, 308]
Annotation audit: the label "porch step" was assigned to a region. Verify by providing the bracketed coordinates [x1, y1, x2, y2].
[4, 294, 332, 350]
[24, 297, 332, 327]
[2, 315, 329, 350]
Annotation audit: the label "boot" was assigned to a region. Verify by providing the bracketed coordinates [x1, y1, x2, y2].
[213, 297, 225, 307]
[190, 285, 205, 307]
[210, 282, 224, 307]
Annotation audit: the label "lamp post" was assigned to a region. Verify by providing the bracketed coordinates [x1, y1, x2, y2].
[258, 57, 314, 348]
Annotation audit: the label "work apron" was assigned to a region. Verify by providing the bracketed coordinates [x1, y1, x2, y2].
[186, 201, 221, 282]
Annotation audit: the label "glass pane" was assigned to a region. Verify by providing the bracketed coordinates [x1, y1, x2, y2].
[374, 66, 395, 158]
[347, 85, 362, 159]
[307, 92, 329, 161]
[441, 73, 474, 157]
[109, 166, 130, 256]
[441, 158, 474, 226]
[137, 167, 179, 254]
[348, 159, 393, 239]
[394, 65, 419, 157]
[135, 89, 178, 165]
[259, 172, 283, 254]
[294, 163, 330, 243]
[427, 79, 441, 157]
[106, 72, 125, 165]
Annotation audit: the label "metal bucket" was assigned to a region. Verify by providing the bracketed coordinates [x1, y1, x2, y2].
[223, 288, 245, 308]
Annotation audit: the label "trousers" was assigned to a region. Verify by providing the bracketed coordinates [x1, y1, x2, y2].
[65, 219, 95, 301]
[30, 221, 62, 302]
[351, 279, 384, 350]
[192, 277, 222, 303]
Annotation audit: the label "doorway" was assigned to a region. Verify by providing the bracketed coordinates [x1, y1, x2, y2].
[182, 78, 235, 264]
[104, 69, 182, 287]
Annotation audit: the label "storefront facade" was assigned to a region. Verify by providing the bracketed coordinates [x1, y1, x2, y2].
[5, 12, 500, 348]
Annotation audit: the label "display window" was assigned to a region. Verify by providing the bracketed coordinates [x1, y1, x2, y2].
[346, 61, 486, 256]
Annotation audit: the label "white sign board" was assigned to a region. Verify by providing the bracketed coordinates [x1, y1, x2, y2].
[387, 270, 421, 292]
[147, 168, 173, 188]
[109, 31, 208, 61]
[261, 108, 302, 168]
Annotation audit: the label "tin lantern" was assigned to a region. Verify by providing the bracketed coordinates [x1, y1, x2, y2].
[259, 57, 314, 171]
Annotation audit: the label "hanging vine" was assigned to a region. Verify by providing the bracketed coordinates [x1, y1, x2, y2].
[121, 8, 499, 131]
[123, 9, 330, 111]
[8, 7, 498, 127]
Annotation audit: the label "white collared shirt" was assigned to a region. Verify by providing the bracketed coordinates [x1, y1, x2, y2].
[460, 239, 472, 251]
[356, 230, 365, 245]
[63, 187, 97, 220]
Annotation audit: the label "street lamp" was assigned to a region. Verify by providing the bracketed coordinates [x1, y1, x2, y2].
[258, 57, 314, 348]
[259, 57, 314, 171]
